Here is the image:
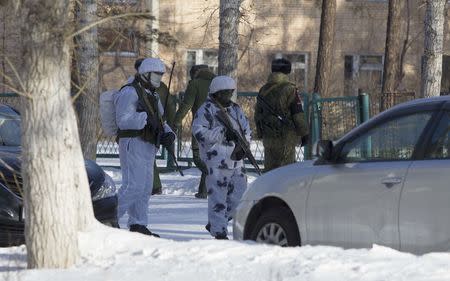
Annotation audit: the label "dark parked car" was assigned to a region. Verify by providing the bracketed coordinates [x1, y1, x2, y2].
[0, 104, 118, 246]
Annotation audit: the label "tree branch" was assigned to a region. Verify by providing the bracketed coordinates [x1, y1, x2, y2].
[68, 12, 154, 39]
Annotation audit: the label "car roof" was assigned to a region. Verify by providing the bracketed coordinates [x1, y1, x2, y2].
[387, 95, 450, 111]
[335, 96, 449, 144]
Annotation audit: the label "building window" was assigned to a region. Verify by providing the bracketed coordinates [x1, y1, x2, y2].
[98, 27, 138, 57]
[273, 53, 309, 92]
[186, 49, 218, 78]
[344, 54, 384, 95]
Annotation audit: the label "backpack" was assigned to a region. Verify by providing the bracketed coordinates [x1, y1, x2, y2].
[99, 89, 119, 137]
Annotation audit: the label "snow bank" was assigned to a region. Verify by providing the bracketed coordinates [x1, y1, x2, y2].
[2, 167, 450, 280]
[3, 225, 450, 281]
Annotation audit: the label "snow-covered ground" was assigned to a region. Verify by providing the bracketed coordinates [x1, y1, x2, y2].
[1, 167, 450, 280]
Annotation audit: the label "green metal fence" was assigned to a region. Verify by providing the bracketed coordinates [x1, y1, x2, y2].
[304, 93, 371, 159]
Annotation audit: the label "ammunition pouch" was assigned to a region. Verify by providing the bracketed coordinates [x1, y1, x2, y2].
[144, 113, 163, 146]
[141, 125, 160, 145]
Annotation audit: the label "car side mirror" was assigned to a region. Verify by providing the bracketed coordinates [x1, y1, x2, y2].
[316, 140, 333, 162]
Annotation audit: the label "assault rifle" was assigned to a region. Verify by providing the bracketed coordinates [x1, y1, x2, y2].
[210, 98, 262, 175]
[164, 61, 176, 112]
[135, 81, 184, 177]
[257, 94, 291, 126]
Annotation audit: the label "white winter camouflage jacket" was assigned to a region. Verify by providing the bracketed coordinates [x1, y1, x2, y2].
[192, 97, 251, 170]
[114, 84, 173, 136]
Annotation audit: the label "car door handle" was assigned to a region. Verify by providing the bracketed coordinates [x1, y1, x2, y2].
[381, 177, 403, 188]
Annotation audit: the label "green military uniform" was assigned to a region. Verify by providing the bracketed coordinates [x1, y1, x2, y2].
[152, 81, 177, 194]
[174, 68, 216, 197]
[255, 72, 308, 172]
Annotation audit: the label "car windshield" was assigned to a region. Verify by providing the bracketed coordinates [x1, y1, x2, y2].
[0, 105, 21, 146]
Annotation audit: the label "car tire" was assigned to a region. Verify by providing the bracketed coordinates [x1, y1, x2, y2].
[249, 207, 300, 247]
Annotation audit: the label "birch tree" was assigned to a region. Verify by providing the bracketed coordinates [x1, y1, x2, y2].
[144, 0, 159, 57]
[17, 0, 95, 268]
[382, 0, 405, 94]
[314, 0, 336, 98]
[421, 0, 446, 98]
[218, 0, 240, 97]
[74, 0, 100, 160]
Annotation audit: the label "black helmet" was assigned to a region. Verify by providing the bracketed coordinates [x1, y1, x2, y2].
[190, 64, 209, 80]
[271, 58, 292, 74]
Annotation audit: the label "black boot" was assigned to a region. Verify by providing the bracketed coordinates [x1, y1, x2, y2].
[195, 172, 207, 199]
[205, 223, 211, 233]
[195, 192, 207, 199]
[215, 233, 229, 240]
[152, 189, 162, 195]
[129, 224, 160, 238]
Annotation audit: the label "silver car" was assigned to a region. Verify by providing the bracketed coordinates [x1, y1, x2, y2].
[234, 96, 450, 254]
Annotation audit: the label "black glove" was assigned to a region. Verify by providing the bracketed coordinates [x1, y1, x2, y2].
[160, 132, 175, 147]
[225, 129, 238, 142]
[301, 134, 309, 147]
[231, 145, 245, 161]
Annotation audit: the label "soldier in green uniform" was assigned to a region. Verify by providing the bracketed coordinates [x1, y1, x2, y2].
[152, 81, 177, 194]
[255, 58, 309, 172]
[174, 65, 215, 198]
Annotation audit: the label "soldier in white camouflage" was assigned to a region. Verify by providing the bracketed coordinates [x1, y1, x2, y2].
[192, 76, 251, 239]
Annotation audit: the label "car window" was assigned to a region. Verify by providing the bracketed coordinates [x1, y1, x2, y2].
[339, 112, 432, 162]
[425, 111, 450, 159]
[0, 105, 21, 146]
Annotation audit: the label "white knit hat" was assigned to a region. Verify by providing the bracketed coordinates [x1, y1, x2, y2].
[138, 58, 166, 74]
[209, 76, 236, 94]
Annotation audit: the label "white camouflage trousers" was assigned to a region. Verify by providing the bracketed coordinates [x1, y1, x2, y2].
[117, 137, 157, 227]
[206, 167, 247, 237]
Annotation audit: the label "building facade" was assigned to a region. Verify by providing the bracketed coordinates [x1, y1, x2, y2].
[1, 0, 450, 98]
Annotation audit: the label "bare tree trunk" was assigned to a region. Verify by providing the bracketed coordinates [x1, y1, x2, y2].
[397, 0, 411, 86]
[218, 0, 240, 98]
[144, 0, 159, 57]
[74, 0, 100, 160]
[382, 0, 405, 94]
[18, 0, 95, 268]
[314, 0, 336, 98]
[421, 0, 446, 98]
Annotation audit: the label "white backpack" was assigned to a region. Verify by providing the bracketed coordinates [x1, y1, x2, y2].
[99, 89, 119, 137]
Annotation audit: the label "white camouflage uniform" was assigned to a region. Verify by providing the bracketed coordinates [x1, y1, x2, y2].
[192, 80, 251, 237]
[115, 58, 173, 227]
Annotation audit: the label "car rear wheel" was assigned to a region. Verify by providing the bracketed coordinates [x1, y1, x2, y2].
[250, 207, 300, 247]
